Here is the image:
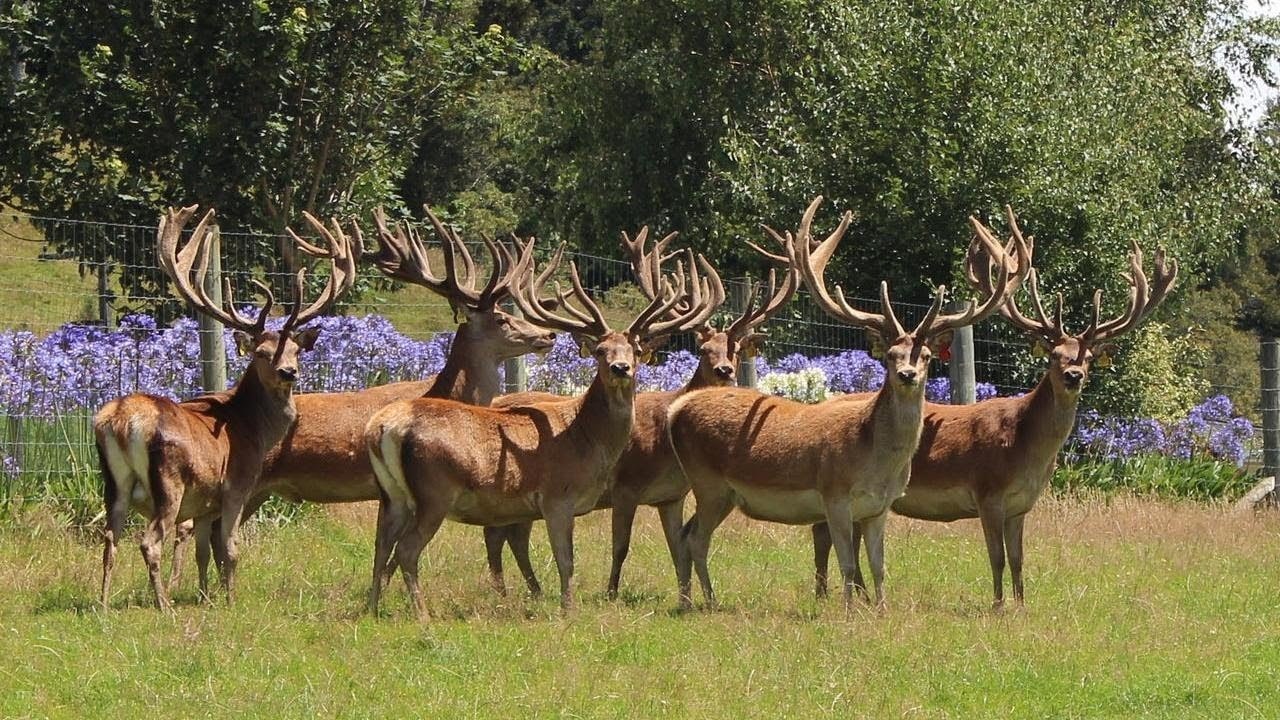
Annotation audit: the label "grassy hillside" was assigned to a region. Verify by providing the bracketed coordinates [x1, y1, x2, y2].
[2, 496, 1278, 718]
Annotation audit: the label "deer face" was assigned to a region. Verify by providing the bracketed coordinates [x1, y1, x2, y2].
[461, 306, 556, 360]
[873, 329, 951, 393]
[579, 331, 642, 392]
[235, 328, 320, 393]
[1046, 337, 1095, 396]
[695, 328, 738, 386]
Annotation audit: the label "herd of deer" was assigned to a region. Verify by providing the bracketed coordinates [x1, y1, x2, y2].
[92, 196, 1177, 617]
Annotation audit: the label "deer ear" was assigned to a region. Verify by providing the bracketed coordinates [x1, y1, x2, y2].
[234, 331, 255, 356]
[925, 330, 953, 355]
[1093, 342, 1117, 368]
[1030, 340, 1049, 358]
[575, 335, 595, 358]
[292, 327, 321, 351]
[697, 326, 716, 344]
[867, 329, 887, 359]
[740, 333, 763, 359]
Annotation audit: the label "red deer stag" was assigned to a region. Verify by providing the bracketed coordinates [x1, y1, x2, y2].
[95, 205, 353, 609]
[488, 224, 796, 599]
[666, 196, 1022, 609]
[169, 206, 556, 594]
[365, 238, 718, 616]
[812, 207, 1177, 607]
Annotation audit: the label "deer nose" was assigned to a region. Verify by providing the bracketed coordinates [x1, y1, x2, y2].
[610, 362, 632, 377]
[1064, 369, 1084, 384]
[277, 367, 298, 383]
[714, 364, 735, 380]
[896, 368, 917, 384]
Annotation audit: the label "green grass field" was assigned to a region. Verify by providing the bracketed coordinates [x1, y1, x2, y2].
[2, 496, 1278, 718]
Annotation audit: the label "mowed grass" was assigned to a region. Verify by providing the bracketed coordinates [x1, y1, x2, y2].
[2, 496, 1278, 718]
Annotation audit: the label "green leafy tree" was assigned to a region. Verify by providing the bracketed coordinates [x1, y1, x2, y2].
[0, 0, 499, 303]
[525, 0, 1279, 316]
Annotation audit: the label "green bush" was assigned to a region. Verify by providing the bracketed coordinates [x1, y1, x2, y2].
[1053, 455, 1254, 501]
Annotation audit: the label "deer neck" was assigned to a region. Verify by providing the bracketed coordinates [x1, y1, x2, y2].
[571, 372, 636, 449]
[680, 368, 718, 394]
[425, 323, 503, 406]
[225, 369, 298, 450]
[1022, 373, 1081, 451]
[867, 382, 926, 455]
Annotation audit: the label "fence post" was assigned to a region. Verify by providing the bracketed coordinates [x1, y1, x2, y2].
[1261, 335, 1280, 500]
[199, 225, 227, 394]
[733, 276, 757, 388]
[947, 299, 976, 405]
[97, 262, 116, 330]
[504, 299, 528, 394]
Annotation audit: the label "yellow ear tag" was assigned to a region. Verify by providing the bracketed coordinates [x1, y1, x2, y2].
[1031, 343, 1048, 358]
[1094, 352, 1112, 368]
[577, 342, 593, 359]
[743, 344, 758, 360]
[641, 349, 656, 365]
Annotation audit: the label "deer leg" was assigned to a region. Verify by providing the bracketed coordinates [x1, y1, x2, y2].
[368, 493, 408, 615]
[483, 526, 508, 596]
[541, 501, 577, 610]
[140, 494, 180, 612]
[679, 486, 734, 610]
[822, 498, 862, 608]
[100, 473, 130, 609]
[167, 519, 194, 595]
[215, 492, 249, 605]
[506, 522, 542, 598]
[393, 505, 447, 621]
[193, 517, 214, 602]
[860, 510, 889, 610]
[1005, 512, 1026, 606]
[851, 521, 868, 601]
[811, 522, 832, 599]
[606, 503, 639, 600]
[656, 498, 686, 590]
[977, 497, 1008, 610]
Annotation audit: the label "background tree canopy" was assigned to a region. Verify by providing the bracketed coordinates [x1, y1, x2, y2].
[4, 0, 1280, 412]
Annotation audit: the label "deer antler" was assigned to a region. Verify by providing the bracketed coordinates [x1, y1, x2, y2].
[372, 205, 519, 311]
[620, 227, 726, 330]
[281, 212, 358, 332]
[159, 205, 276, 335]
[913, 209, 1024, 339]
[619, 226, 681, 303]
[159, 206, 353, 339]
[508, 240, 614, 338]
[788, 196, 912, 338]
[969, 207, 1177, 347]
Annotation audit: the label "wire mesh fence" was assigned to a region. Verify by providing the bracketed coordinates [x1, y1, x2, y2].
[0, 209, 1269, 503]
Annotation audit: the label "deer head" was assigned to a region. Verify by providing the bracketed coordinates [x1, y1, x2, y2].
[158, 206, 354, 395]
[370, 206, 556, 361]
[969, 207, 1178, 397]
[509, 237, 720, 394]
[619, 226, 758, 386]
[792, 196, 1026, 394]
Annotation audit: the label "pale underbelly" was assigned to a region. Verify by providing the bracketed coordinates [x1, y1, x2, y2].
[447, 484, 608, 525]
[892, 486, 978, 522]
[264, 474, 378, 504]
[731, 486, 826, 525]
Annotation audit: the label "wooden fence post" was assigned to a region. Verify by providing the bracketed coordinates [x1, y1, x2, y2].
[947, 299, 976, 405]
[504, 299, 528, 393]
[198, 225, 227, 394]
[97, 262, 116, 330]
[733, 276, 757, 388]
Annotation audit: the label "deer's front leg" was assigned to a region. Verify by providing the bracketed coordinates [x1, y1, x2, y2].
[540, 499, 577, 610]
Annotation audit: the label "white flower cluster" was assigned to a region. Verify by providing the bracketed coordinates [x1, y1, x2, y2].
[756, 368, 830, 404]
